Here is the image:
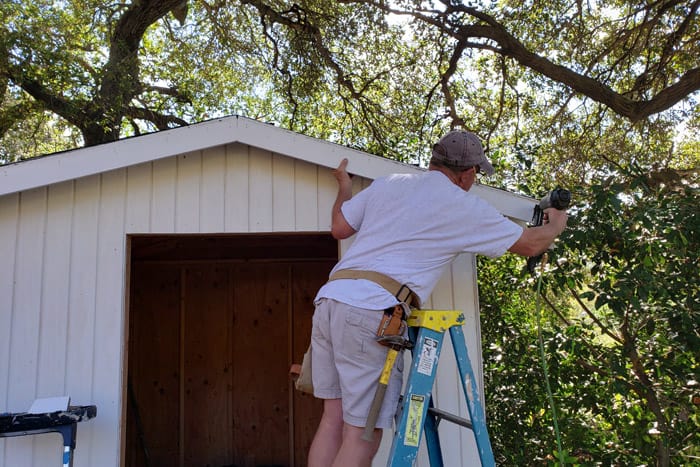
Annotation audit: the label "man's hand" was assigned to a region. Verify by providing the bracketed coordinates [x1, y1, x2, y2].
[333, 158, 353, 193]
[543, 207, 568, 236]
[331, 158, 356, 239]
[509, 207, 568, 257]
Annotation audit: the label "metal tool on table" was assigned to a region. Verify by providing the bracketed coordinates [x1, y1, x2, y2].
[0, 405, 97, 467]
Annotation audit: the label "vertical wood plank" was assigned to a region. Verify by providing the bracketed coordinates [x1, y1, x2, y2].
[0, 193, 19, 466]
[231, 263, 289, 465]
[3, 188, 45, 466]
[316, 162, 335, 232]
[183, 265, 232, 466]
[452, 254, 481, 384]
[272, 153, 295, 231]
[125, 163, 153, 233]
[90, 169, 127, 467]
[65, 175, 100, 464]
[175, 152, 202, 233]
[8, 188, 46, 406]
[32, 182, 73, 466]
[450, 254, 481, 463]
[224, 143, 249, 232]
[430, 266, 464, 467]
[151, 158, 177, 233]
[0, 193, 19, 410]
[127, 263, 181, 467]
[248, 148, 273, 232]
[200, 147, 226, 232]
[293, 160, 319, 231]
[36, 181, 73, 394]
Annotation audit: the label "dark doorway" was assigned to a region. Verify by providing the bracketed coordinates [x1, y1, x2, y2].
[125, 233, 336, 467]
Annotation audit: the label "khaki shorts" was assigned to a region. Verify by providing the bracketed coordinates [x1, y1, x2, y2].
[311, 298, 405, 429]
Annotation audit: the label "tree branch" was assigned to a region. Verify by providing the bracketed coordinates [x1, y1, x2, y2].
[567, 285, 624, 344]
[353, 0, 700, 122]
[455, 22, 699, 122]
[144, 84, 192, 103]
[5, 68, 88, 128]
[619, 323, 671, 463]
[125, 106, 188, 130]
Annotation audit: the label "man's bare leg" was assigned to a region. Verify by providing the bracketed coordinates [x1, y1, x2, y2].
[308, 399, 344, 467]
[332, 423, 383, 467]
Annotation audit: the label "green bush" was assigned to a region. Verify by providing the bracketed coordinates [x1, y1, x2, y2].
[481, 169, 699, 466]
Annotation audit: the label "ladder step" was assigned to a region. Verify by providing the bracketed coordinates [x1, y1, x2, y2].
[428, 407, 472, 430]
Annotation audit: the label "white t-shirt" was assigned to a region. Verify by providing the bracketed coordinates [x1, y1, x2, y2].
[315, 170, 523, 309]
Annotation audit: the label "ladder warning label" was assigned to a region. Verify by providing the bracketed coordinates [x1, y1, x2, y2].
[417, 337, 438, 376]
[404, 394, 424, 447]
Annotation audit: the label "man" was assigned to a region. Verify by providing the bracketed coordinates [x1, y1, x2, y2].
[308, 130, 568, 467]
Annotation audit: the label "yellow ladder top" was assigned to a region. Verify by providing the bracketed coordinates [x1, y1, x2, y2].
[407, 310, 465, 332]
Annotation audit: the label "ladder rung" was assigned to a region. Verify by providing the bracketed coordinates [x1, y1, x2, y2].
[428, 407, 472, 430]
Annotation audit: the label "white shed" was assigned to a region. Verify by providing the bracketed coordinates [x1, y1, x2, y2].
[0, 115, 535, 467]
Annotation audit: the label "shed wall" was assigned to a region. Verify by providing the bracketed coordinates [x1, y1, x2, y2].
[0, 141, 482, 466]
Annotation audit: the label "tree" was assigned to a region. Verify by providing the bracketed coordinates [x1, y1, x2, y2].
[1, 0, 191, 151]
[555, 168, 698, 466]
[2, 0, 698, 167]
[364, 0, 700, 120]
[481, 166, 699, 466]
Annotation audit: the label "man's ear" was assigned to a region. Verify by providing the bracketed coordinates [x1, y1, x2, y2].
[458, 168, 476, 191]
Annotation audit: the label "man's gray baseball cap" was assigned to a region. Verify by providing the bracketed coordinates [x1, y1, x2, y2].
[431, 130, 495, 176]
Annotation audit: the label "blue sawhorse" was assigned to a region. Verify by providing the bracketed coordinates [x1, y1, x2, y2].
[387, 310, 495, 467]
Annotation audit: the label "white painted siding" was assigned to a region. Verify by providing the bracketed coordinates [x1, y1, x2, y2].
[0, 143, 350, 467]
[1, 140, 485, 467]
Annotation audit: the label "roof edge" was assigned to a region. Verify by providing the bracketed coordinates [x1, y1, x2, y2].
[0, 115, 536, 221]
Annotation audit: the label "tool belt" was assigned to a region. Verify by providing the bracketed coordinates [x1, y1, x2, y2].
[328, 269, 418, 348]
[327, 269, 420, 308]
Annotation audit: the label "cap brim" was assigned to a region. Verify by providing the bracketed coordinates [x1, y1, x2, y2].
[479, 159, 495, 176]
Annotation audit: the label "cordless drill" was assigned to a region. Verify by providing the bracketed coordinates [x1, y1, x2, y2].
[527, 188, 571, 274]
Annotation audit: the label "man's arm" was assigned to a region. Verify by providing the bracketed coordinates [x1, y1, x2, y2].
[508, 208, 568, 257]
[331, 158, 357, 240]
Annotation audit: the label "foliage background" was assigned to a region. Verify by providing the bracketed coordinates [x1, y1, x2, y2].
[480, 170, 699, 465]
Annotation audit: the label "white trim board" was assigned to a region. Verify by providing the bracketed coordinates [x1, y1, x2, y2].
[0, 115, 536, 222]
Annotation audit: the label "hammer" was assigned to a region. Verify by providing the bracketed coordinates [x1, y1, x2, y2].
[361, 335, 412, 442]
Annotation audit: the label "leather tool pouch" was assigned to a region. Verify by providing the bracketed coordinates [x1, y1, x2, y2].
[376, 303, 408, 346]
[294, 347, 313, 394]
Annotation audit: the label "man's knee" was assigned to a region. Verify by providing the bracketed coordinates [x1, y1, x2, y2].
[343, 424, 383, 455]
[320, 398, 344, 427]
[329, 424, 383, 467]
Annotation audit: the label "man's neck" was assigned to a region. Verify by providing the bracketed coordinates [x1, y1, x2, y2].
[429, 165, 468, 191]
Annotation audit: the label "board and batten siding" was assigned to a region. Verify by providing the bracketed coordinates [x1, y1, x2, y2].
[1, 142, 338, 467]
[1, 140, 483, 467]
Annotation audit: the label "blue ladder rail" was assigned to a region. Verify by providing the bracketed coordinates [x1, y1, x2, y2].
[387, 310, 495, 467]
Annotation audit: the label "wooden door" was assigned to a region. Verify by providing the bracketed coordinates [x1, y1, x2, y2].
[126, 234, 335, 467]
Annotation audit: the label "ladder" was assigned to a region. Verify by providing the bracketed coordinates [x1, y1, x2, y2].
[386, 310, 496, 467]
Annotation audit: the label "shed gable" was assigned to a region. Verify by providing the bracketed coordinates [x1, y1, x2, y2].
[0, 117, 534, 467]
[0, 141, 355, 467]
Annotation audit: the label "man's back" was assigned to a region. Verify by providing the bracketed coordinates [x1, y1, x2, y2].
[322, 170, 523, 306]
